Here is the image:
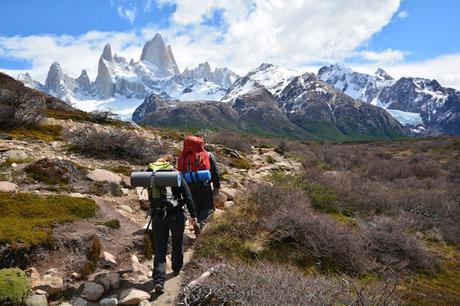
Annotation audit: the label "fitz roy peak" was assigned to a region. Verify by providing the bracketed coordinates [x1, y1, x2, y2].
[25, 33, 238, 106]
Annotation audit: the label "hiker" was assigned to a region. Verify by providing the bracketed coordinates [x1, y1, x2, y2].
[147, 158, 197, 294]
[177, 136, 220, 229]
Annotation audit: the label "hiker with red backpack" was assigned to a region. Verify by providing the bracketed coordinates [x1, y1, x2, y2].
[177, 136, 221, 229]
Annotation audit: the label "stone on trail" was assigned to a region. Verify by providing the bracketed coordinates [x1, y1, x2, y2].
[87, 169, 122, 184]
[120, 204, 133, 214]
[119, 288, 151, 305]
[102, 251, 117, 266]
[25, 294, 48, 306]
[95, 272, 120, 290]
[0, 181, 18, 192]
[224, 201, 235, 210]
[213, 193, 227, 209]
[80, 281, 105, 302]
[99, 297, 118, 306]
[32, 276, 64, 295]
[219, 188, 239, 201]
[5, 149, 29, 161]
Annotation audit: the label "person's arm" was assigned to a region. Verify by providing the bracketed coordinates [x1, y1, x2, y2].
[209, 152, 221, 193]
[180, 178, 197, 219]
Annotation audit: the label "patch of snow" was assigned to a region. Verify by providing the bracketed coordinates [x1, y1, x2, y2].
[386, 109, 423, 126]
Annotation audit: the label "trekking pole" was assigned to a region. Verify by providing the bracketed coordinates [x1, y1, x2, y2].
[144, 215, 152, 234]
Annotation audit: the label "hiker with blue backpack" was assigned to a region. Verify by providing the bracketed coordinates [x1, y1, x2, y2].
[177, 136, 221, 230]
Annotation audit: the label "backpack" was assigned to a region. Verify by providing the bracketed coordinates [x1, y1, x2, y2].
[177, 136, 211, 173]
[147, 161, 174, 201]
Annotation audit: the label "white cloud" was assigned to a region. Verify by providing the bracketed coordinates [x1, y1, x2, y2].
[397, 10, 409, 19]
[360, 49, 408, 64]
[117, 6, 137, 23]
[351, 53, 460, 89]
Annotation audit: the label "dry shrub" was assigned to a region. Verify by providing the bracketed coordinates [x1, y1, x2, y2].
[364, 216, 439, 273]
[207, 130, 253, 153]
[183, 259, 402, 306]
[63, 125, 167, 164]
[245, 184, 373, 275]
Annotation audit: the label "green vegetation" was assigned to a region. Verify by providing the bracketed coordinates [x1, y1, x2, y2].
[144, 232, 154, 259]
[0, 268, 30, 304]
[107, 164, 132, 176]
[0, 124, 63, 142]
[101, 219, 120, 230]
[0, 192, 97, 246]
[229, 156, 254, 169]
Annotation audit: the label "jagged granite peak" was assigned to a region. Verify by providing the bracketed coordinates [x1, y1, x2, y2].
[76, 69, 95, 96]
[17, 72, 47, 92]
[102, 43, 113, 61]
[95, 55, 115, 98]
[140, 33, 180, 76]
[44, 61, 76, 102]
[181, 62, 238, 89]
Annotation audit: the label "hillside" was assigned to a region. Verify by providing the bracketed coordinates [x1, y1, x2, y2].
[0, 71, 459, 305]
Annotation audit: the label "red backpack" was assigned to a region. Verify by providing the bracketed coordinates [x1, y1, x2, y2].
[177, 136, 211, 172]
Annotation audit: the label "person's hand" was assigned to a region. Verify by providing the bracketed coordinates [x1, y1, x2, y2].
[189, 217, 198, 228]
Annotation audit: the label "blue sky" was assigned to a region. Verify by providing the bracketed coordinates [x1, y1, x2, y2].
[0, 0, 459, 88]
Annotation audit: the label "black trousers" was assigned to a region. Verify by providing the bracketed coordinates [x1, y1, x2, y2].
[151, 210, 185, 285]
[190, 184, 214, 226]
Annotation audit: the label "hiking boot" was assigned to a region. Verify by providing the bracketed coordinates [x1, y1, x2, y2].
[154, 283, 165, 294]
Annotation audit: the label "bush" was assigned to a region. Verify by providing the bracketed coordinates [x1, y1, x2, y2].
[81, 234, 101, 277]
[24, 158, 86, 186]
[207, 130, 253, 153]
[63, 125, 167, 164]
[0, 268, 30, 304]
[102, 219, 120, 229]
[182, 260, 401, 306]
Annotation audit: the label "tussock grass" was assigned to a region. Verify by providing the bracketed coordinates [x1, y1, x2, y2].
[0, 124, 62, 142]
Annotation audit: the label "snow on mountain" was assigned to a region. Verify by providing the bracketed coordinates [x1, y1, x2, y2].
[246, 63, 299, 97]
[318, 64, 460, 134]
[19, 33, 238, 119]
[221, 76, 259, 102]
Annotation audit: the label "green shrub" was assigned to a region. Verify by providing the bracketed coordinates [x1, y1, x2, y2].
[81, 235, 101, 277]
[102, 219, 120, 230]
[229, 157, 254, 169]
[0, 192, 97, 246]
[0, 268, 30, 304]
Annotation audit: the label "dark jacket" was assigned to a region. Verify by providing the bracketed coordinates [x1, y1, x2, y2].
[209, 152, 221, 190]
[171, 179, 197, 218]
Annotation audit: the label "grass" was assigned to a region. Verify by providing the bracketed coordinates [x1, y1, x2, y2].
[0, 268, 30, 304]
[1, 124, 63, 142]
[107, 164, 133, 176]
[229, 156, 254, 169]
[101, 219, 120, 230]
[0, 192, 97, 246]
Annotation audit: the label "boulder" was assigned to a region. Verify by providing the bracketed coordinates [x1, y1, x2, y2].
[99, 297, 118, 306]
[25, 294, 48, 306]
[32, 276, 64, 296]
[219, 188, 239, 201]
[0, 181, 18, 192]
[80, 282, 105, 302]
[87, 169, 122, 184]
[213, 193, 227, 209]
[5, 149, 29, 161]
[95, 272, 120, 290]
[119, 289, 150, 305]
[224, 201, 235, 210]
[132, 262, 150, 277]
[102, 251, 117, 266]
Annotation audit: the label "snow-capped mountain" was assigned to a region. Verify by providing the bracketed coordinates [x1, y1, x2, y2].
[246, 63, 299, 97]
[20, 33, 238, 119]
[318, 64, 460, 134]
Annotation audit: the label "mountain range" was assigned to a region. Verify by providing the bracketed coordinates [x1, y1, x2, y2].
[13, 33, 460, 140]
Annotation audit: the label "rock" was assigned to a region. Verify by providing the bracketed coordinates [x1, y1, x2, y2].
[25, 267, 40, 280]
[139, 301, 152, 306]
[136, 187, 149, 201]
[25, 294, 48, 306]
[11, 162, 17, 168]
[219, 188, 239, 201]
[102, 251, 117, 266]
[32, 276, 64, 295]
[0, 181, 18, 192]
[224, 201, 235, 210]
[95, 272, 120, 290]
[71, 272, 82, 280]
[119, 288, 151, 305]
[99, 297, 118, 306]
[67, 297, 98, 306]
[69, 192, 86, 198]
[121, 188, 130, 195]
[5, 149, 29, 161]
[87, 169, 122, 184]
[33, 289, 48, 296]
[120, 205, 133, 214]
[131, 255, 139, 264]
[45, 268, 57, 275]
[80, 282, 105, 302]
[213, 193, 227, 209]
[132, 262, 150, 277]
